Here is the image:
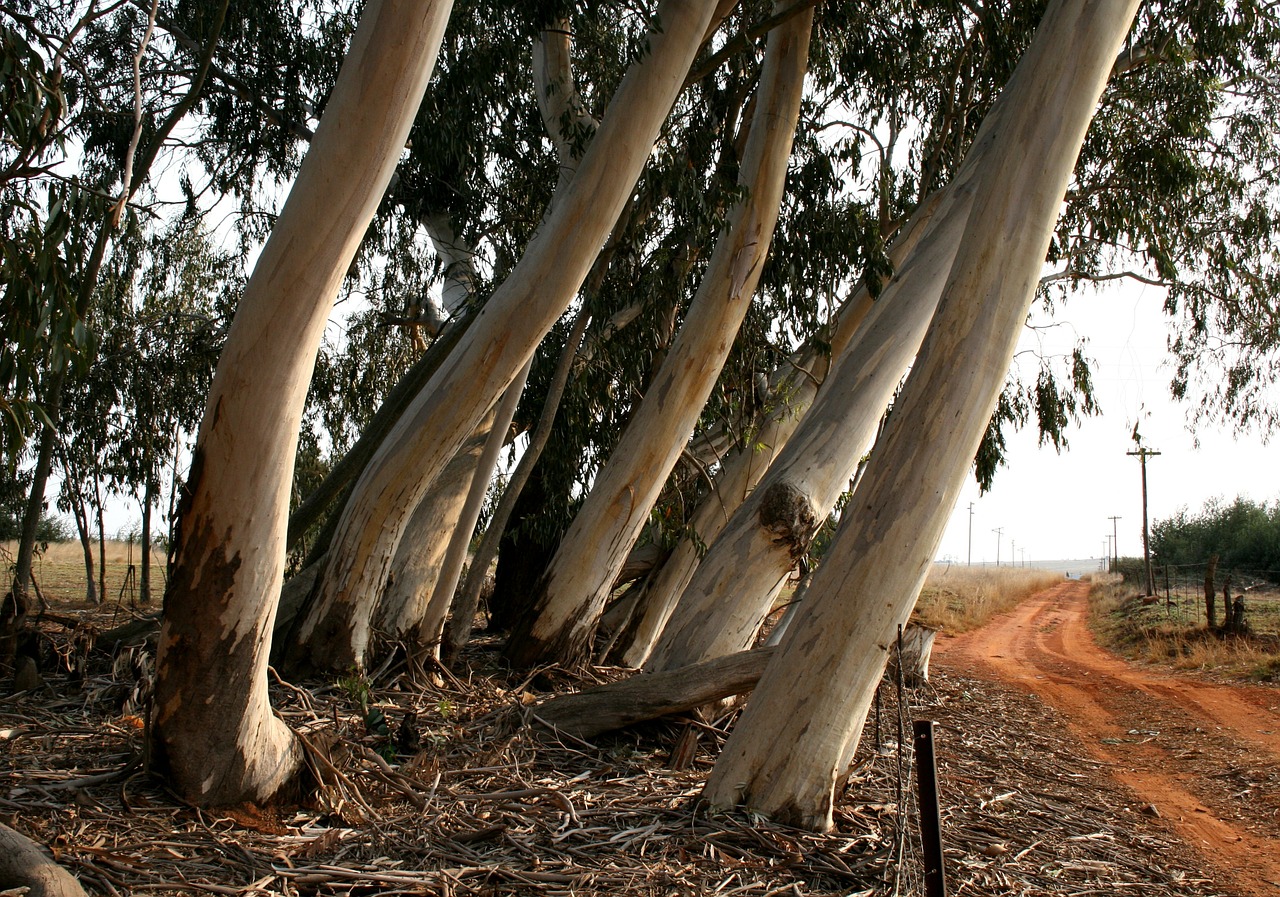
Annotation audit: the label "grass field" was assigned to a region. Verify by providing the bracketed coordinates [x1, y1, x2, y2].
[1089, 573, 1280, 682]
[2, 538, 162, 609]
[914, 563, 1064, 633]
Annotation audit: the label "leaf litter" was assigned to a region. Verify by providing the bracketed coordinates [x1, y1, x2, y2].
[0, 621, 1231, 896]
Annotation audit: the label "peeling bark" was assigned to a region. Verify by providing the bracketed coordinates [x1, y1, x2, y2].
[647, 168, 979, 672]
[614, 188, 943, 668]
[152, 1, 451, 806]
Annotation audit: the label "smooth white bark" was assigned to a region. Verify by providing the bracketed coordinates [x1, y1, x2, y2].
[504, 2, 814, 668]
[646, 171, 977, 671]
[296, 0, 721, 673]
[617, 191, 941, 667]
[416, 361, 529, 653]
[703, 0, 1141, 829]
[375, 409, 494, 638]
[151, 0, 451, 805]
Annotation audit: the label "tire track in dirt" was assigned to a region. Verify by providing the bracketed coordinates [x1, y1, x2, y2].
[934, 579, 1280, 897]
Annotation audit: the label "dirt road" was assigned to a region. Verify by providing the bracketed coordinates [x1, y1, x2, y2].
[935, 579, 1280, 897]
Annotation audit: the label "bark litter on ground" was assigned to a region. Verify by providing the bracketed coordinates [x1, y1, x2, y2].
[0, 621, 1233, 896]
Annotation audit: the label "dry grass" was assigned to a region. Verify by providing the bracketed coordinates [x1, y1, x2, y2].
[1088, 574, 1280, 682]
[1, 538, 160, 608]
[913, 564, 1063, 633]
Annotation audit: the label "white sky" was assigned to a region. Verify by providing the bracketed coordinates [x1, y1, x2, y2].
[935, 283, 1279, 566]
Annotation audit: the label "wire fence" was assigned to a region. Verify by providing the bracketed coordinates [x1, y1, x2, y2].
[1139, 562, 1280, 637]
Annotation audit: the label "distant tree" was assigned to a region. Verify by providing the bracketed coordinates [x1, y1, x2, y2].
[1152, 497, 1280, 577]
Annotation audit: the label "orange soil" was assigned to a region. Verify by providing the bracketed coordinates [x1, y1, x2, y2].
[935, 580, 1280, 897]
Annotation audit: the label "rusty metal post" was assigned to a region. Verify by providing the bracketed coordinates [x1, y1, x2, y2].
[913, 719, 947, 897]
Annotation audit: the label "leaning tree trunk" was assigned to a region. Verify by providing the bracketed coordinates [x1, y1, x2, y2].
[702, 0, 1140, 830]
[140, 470, 155, 605]
[448, 309, 591, 660]
[93, 456, 106, 600]
[150, 0, 451, 807]
[614, 188, 944, 667]
[59, 449, 98, 605]
[13, 370, 65, 599]
[413, 362, 529, 656]
[645, 163, 979, 672]
[294, 0, 722, 674]
[503, 1, 813, 669]
[371, 410, 495, 642]
[412, 17, 593, 660]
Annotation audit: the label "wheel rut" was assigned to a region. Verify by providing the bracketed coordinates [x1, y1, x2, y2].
[934, 580, 1280, 896]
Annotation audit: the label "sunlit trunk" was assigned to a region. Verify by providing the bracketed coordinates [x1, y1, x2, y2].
[150, 1, 451, 806]
[504, 1, 813, 668]
[702, 0, 1140, 829]
[297, 0, 721, 673]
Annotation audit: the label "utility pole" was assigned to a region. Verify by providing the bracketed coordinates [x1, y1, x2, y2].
[967, 502, 974, 567]
[992, 527, 1003, 567]
[1107, 515, 1121, 573]
[1127, 448, 1161, 596]
[1010, 539, 1016, 568]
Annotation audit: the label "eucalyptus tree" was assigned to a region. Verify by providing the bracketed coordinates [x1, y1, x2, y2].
[3, 0, 236, 601]
[503, 0, 815, 668]
[152, 0, 453, 806]
[700, 0, 1142, 828]
[291, 0, 726, 673]
[111, 218, 239, 602]
[616, 0, 1276, 671]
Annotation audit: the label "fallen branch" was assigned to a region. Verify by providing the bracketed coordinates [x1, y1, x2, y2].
[533, 646, 775, 739]
[0, 822, 89, 897]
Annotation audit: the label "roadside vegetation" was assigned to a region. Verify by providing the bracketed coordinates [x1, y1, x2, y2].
[1093, 496, 1280, 682]
[914, 564, 1063, 633]
[1088, 568, 1280, 683]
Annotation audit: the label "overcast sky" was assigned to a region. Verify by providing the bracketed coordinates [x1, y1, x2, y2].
[935, 283, 1279, 567]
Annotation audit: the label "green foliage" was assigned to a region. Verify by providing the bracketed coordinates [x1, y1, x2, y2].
[0, 465, 71, 542]
[1152, 496, 1280, 576]
[974, 345, 1100, 492]
[1050, 0, 1280, 434]
[1112, 555, 1148, 585]
[335, 667, 372, 711]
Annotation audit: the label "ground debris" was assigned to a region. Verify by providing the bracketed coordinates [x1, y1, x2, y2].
[0, 620, 1230, 897]
[914, 671, 1223, 897]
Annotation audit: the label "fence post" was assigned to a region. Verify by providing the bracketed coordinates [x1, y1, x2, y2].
[913, 720, 947, 897]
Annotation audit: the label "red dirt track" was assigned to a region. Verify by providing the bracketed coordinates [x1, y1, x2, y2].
[935, 580, 1280, 897]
